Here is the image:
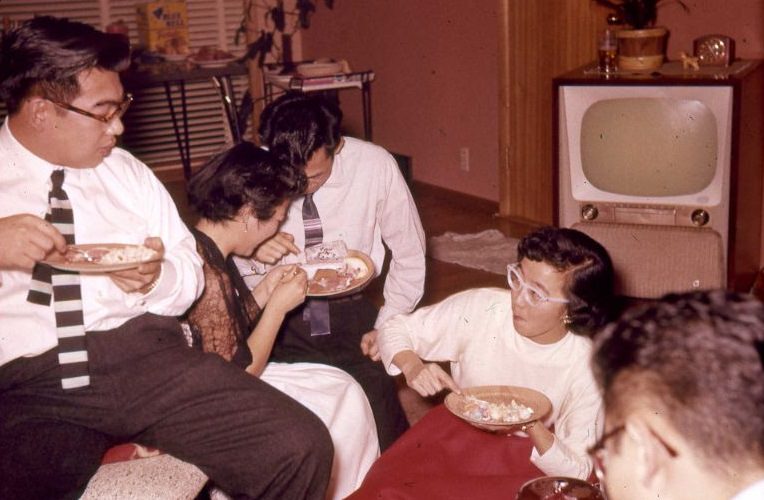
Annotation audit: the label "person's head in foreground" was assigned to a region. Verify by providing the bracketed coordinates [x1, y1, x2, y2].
[510, 226, 615, 344]
[187, 141, 306, 257]
[258, 92, 343, 194]
[0, 16, 131, 168]
[591, 290, 764, 500]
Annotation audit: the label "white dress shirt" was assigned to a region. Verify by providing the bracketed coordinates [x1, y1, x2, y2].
[731, 478, 764, 500]
[378, 287, 603, 480]
[239, 136, 426, 328]
[0, 120, 204, 366]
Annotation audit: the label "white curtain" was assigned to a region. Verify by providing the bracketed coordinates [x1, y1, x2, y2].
[0, 0, 250, 173]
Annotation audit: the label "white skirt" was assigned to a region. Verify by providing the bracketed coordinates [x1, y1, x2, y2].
[261, 361, 380, 499]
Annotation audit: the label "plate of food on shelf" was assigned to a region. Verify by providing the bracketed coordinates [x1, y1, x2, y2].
[298, 240, 375, 298]
[188, 46, 238, 68]
[159, 51, 190, 63]
[444, 385, 552, 433]
[41, 243, 161, 273]
[264, 67, 293, 86]
[296, 60, 345, 78]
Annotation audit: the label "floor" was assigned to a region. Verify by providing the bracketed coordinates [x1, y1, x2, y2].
[165, 177, 539, 425]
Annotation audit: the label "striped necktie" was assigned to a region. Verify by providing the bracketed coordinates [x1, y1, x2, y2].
[302, 194, 331, 336]
[27, 170, 89, 390]
[303, 193, 323, 246]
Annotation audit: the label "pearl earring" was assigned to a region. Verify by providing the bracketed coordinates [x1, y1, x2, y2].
[563, 315, 573, 326]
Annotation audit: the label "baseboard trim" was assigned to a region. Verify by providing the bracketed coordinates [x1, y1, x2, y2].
[412, 181, 499, 214]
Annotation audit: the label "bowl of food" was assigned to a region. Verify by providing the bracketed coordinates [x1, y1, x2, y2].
[516, 476, 605, 500]
[444, 385, 552, 433]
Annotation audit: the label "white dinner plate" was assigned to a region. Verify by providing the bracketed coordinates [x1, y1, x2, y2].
[305, 250, 375, 298]
[41, 243, 161, 273]
[188, 56, 238, 68]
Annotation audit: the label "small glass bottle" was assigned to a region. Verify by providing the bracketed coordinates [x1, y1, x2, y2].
[598, 14, 620, 73]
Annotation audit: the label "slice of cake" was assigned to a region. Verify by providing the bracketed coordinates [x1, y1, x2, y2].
[301, 240, 348, 279]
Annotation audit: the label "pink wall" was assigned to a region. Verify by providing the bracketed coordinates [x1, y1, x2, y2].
[301, 1, 500, 201]
[660, 0, 764, 59]
[301, 0, 763, 203]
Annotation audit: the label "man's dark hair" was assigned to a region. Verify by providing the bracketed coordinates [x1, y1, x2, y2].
[0, 16, 130, 114]
[518, 226, 616, 335]
[592, 290, 764, 467]
[187, 141, 306, 222]
[258, 92, 343, 168]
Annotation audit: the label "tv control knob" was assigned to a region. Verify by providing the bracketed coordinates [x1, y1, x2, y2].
[691, 209, 710, 227]
[581, 204, 599, 221]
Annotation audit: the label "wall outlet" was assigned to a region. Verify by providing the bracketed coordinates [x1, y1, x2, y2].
[459, 147, 470, 172]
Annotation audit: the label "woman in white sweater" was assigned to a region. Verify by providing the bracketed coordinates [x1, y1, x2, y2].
[353, 227, 615, 498]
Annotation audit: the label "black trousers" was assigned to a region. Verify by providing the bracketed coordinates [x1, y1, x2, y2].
[270, 296, 409, 451]
[0, 314, 333, 500]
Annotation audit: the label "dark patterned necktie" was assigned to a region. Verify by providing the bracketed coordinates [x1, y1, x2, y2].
[27, 170, 89, 390]
[302, 194, 331, 336]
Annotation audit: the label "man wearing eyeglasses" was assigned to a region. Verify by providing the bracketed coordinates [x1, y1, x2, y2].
[0, 16, 332, 499]
[591, 290, 764, 500]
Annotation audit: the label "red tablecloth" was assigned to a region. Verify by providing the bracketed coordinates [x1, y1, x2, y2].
[349, 404, 545, 499]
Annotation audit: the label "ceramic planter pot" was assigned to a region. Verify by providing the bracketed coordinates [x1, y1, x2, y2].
[616, 27, 668, 71]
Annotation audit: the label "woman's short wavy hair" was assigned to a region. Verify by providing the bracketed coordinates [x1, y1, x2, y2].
[187, 141, 306, 222]
[517, 226, 615, 336]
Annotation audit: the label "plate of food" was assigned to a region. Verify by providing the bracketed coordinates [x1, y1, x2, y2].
[444, 385, 552, 433]
[300, 241, 375, 297]
[516, 476, 605, 500]
[188, 46, 237, 68]
[42, 243, 161, 273]
[189, 56, 237, 68]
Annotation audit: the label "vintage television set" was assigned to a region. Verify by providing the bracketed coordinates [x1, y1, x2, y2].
[554, 60, 764, 297]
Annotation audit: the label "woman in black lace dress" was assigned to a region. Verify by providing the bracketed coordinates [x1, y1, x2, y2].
[185, 142, 380, 499]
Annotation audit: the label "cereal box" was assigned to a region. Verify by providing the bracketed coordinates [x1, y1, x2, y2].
[136, 0, 189, 55]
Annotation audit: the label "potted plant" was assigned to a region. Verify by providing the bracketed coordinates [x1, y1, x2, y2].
[594, 0, 688, 71]
[238, 0, 334, 70]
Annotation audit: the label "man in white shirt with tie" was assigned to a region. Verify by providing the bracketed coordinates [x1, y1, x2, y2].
[0, 17, 331, 499]
[243, 92, 426, 449]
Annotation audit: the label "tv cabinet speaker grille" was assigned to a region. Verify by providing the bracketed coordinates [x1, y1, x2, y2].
[573, 222, 724, 298]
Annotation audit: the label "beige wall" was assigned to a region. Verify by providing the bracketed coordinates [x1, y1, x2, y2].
[301, 0, 500, 201]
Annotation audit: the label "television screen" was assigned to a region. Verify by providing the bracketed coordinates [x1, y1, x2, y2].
[580, 98, 718, 197]
[561, 85, 733, 208]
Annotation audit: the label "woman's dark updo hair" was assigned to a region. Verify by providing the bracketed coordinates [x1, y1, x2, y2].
[517, 226, 615, 336]
[187, 141, 306, 222]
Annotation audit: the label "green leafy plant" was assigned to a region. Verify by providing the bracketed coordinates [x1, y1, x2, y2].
[237, 0, 334, 67]
[593, 0, 688, 29]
